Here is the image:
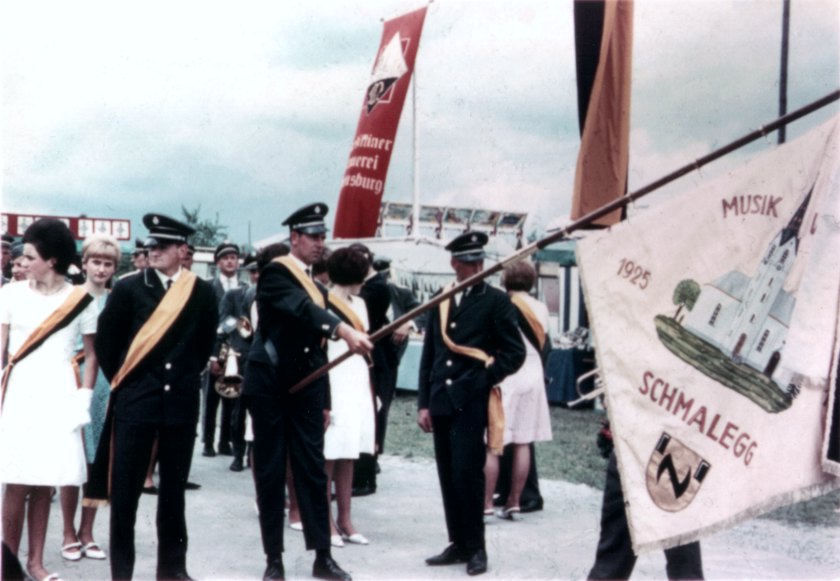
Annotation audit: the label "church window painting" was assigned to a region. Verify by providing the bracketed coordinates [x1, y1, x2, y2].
[708, 304, 722, 326]
[756, 330, 770, 353]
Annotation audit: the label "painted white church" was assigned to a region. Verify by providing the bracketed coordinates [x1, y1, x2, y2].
[682, 191, 811, 386]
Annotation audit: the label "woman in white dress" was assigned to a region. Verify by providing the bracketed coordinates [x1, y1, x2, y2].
[0, 219, 99, 581]
[324, 247, 376, 547]
[484, 260, 553, 519]
[58, 234, 120, 563]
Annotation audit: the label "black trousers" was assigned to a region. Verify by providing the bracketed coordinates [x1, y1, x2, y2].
[588, 453, 704, 580]
[353, 356, 398, 490]
[245, 389, 330, 558]
[230, 397, 248, 459]
[431, 394, 487, 552]
[110, 421, 196, 581]
[203, 373, 233, 448]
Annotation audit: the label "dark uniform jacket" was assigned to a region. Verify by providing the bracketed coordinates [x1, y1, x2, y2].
[418, 281, 526, 415]
[95, 268, 218, 425]
[243, 261, 342, 398]
[211, 285, 254, 361]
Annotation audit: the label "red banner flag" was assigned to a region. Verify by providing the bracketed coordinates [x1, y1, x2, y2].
[333, 6, 428, 239]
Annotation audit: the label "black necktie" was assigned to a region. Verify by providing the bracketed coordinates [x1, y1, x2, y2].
[305, 268, 311, 279]
[166, 279, 173, 290]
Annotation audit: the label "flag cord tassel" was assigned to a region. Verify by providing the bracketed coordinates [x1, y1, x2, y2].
[290, 88, 840, 394]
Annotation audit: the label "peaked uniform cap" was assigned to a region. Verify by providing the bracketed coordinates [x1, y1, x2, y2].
[214, 242, 240, 261]
[445, 231, 489, 263]
[282, 203, 329, 235]
[142, 213, 195, 246]
[243, 252, 258, 271]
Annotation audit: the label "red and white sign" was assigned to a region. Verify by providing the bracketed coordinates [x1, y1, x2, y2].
[333, 6, 428, 238]
[2, 213, 132, 241]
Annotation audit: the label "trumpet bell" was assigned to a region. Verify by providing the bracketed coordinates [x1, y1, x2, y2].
[214, 345, 244, 399]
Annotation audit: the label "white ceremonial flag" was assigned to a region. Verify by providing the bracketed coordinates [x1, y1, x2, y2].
[577, 115, 840, 553]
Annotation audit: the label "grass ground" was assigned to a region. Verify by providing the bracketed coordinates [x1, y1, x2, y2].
[386, 391, 840, 527]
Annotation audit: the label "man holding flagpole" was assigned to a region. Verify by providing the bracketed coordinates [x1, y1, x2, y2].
[93, 213, 218, 581]
[243, 202, 372, 581]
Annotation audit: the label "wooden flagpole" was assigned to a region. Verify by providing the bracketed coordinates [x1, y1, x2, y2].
[290, 89, 840, 394]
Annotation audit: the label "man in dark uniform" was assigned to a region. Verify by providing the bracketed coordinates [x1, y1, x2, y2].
[210, 250, 256, 472]
[347, 243, 395, 497]
[417, 231, 526, 577]
[95, 214, 218, 581]
[204, 242, 247, 457]
[243, 203, 372, 581]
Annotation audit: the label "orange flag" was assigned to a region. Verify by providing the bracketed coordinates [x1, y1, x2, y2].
[570, 0, 633, 227]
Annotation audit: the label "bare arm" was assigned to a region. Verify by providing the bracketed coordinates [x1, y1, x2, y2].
[81, 334, 98, 389]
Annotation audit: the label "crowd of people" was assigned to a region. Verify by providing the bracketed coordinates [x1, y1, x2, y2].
[0, 204, 702, 581]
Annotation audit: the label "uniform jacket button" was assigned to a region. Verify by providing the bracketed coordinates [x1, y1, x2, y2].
[164, 385, 171, 392]
[445, 379, 452, 386]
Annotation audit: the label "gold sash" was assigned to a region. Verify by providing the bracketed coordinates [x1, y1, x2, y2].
[327, 291, 366, 332]
[1, 286, 92, 410]
[273, 256, 325, 308]
[510, 293, 547, 351]
[438, 282, 505, 455]
[109, 271, 198, 390]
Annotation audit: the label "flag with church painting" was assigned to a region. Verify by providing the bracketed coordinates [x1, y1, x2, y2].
[577, 115, 840, 553]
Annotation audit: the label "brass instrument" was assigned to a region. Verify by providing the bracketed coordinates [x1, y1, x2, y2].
[213, 315, 252, 399]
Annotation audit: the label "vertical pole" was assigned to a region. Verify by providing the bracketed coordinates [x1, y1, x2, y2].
[411, 71, 421, 239]
[778, 0, 790, 144]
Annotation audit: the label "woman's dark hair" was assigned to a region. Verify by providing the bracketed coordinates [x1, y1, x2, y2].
[256, 242, 290, 271]
[328, 247, 369, 286]
[502, 260, 536, 292]
[347, 242, 373, 263]
[22, 218, 77, 275]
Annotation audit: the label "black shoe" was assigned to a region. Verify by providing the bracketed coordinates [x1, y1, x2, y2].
[184, 481, 202, 491]
[425, 544, 469, 566]
[312, 555, 351, 580]
[157, 571, 196, 580]
[466, 549, 488, 576]
[263, 558, 285, 581]
[202, 445, 216, 457]
[218, 442, 233, 456]
[519, 498, 544, 513]
[142, 485, 158, 495]
[351, 484, 376, 497]
[229, 457, 244, 472]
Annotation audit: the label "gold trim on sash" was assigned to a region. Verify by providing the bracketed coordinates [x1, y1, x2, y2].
[437, 282, 505, 456]
[510, 293, 547, 351]
[109, 271, 198, 390]
[273, 256, 325, 308]
[1, 286, 92, 409]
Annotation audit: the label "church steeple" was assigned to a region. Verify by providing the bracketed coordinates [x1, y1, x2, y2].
[778, 188, 812, 249]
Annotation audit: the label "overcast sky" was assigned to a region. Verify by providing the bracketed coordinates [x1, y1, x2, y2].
[2, 0, 838, 247]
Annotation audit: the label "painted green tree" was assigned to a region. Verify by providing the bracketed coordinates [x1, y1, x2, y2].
[673, 279, 701, 320]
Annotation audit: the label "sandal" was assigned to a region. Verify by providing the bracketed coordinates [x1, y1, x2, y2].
[29, 570, 63, 581]
[60, 541, 83, 561]
[82, 541, 106, 560]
